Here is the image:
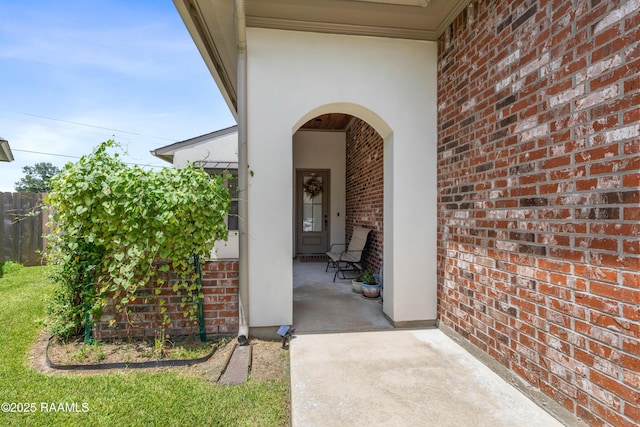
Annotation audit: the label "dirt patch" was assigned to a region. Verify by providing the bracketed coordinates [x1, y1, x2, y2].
[46, 335, 216, 365]
[249, 339, 290, 382]
[30, 332, 289, 382]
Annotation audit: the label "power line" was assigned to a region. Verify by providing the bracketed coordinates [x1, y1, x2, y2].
[12, 111, 179, 143]
[13, 149, 166, 168]
[12, 149, 79, 160]
[16, 112, 141, 135]
[1, 114, 125, 141]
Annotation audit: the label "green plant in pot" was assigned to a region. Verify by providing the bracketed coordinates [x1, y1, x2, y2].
[360, 269, 381, 298]
[351, 270, 366, 293]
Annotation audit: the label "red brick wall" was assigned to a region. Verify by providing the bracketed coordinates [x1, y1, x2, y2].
[437, 1, 639, 426]
[346, 118, 384, 274]
[94, 260, 239, 340]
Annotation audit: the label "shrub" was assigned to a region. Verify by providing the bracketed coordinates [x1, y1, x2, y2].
[45, 141, 230, 340]
[0, 261, 23, 275]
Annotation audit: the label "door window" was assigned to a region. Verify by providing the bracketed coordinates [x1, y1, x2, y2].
[302, 174, 323, 232]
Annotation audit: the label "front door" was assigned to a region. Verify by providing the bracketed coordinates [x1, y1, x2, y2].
[296, 170, 329, 254]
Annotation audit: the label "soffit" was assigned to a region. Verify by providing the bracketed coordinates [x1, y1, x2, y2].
[299, 113, 354, 131]
[174, 0, 469, 117]
[175, 0, 239, 117]
[245, 0, 470, 41]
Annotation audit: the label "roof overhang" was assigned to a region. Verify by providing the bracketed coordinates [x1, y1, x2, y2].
[245, 0, 469, 41]
[174, 0, 239, 119]
[0, 137, 14, 162]
[174, 0, 469, 117]
[151, 125, 238, 164]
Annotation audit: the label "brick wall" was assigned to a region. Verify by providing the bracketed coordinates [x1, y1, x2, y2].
[346, 118, 384, 273]
[437, 1, 639, 426]
[94, 260, 239, 340]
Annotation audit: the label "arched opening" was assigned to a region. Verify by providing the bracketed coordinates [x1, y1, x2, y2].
[291, 104, 392, 333]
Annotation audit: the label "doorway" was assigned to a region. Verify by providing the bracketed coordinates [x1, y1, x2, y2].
[296, 169, 330, 254]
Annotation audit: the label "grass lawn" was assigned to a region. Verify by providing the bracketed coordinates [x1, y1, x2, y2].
[0, 263, 289, 426]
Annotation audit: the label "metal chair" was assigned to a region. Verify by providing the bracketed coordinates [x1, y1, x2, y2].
[325, 227, 372, 282]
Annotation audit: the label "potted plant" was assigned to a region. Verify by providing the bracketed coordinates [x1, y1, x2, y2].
[360, 269, 381, 298]
[352, 271, 365, 293]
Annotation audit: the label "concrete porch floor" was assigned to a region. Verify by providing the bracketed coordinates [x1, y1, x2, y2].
[290, 260, 567, 427]
[293, 258, 392, 333]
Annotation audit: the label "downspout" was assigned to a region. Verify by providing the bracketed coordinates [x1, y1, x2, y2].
[234, 0, 249, 345]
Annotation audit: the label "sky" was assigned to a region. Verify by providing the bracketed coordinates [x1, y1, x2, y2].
[0, 0, 235, 192]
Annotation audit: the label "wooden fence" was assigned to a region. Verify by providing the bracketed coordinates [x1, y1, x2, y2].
[1, 192, 52, 266]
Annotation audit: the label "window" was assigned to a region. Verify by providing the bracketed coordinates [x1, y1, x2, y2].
[204, 168, 238, 231]
[226, 171, 238, 231]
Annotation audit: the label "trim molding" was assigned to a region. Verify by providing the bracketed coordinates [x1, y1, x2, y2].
[384, 314, 437, 328]
[246, 16, 438, 41]
[435, 0, 471, 39]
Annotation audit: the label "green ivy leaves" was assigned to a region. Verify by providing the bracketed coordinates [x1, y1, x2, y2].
[46, 140, 231, 338]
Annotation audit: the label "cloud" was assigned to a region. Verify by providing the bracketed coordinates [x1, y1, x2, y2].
[0, 1, 235, 192]
[0, 2, 203, 80]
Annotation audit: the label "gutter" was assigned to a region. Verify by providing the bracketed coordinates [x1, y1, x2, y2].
[234, 0, 249, 344]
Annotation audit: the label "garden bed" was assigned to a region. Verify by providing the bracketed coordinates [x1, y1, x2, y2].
[32, 332, 288, 383]
[46, 334, 219, 366]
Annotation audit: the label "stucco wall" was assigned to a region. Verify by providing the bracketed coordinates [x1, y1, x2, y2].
[437, 1, 640, 425]
[173, 131, 237, 168]
[246, 28, 438, 327]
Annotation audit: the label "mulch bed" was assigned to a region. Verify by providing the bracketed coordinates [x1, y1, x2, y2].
[30, 332, 289, 383]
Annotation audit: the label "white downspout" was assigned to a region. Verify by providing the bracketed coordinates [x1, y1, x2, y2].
[234, 0, 249, 344]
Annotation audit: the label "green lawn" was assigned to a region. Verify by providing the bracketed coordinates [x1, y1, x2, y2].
[0, 263, 289, 426]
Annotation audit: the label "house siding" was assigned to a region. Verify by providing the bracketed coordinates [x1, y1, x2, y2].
[346, 118, 384, 274]
[437, 1, 639, 426]
[94, 260, 239, 340]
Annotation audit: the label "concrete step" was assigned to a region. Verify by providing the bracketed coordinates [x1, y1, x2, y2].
[218, 344, 251, 385]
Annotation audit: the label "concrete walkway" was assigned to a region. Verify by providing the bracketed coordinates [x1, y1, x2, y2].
[290, 261, 564, 426]
[290, 329, 564, 427]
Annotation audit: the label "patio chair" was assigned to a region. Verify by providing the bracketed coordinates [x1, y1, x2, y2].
[326, 226, 372, 282]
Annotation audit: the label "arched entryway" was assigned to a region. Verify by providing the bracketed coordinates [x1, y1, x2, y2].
[291, 104, 391, 332]
[240, 29, 437, 331]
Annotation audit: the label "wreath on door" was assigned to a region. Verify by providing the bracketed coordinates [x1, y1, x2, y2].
[303, 176, 323, 199]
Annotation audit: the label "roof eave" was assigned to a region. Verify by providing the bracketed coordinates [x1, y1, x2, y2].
[150, 152, 174, 164]
[173, 0, 239, 120]
[173, 0, 472, 120]
[246, 16, 439, 41]
[0, 138, 14, 162]
[150, 126, 239, 162]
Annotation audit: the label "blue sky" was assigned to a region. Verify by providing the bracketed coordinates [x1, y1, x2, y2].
[0, 0, 235, 191]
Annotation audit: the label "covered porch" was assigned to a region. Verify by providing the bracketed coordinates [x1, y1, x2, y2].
[293, 258, 392, 333]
